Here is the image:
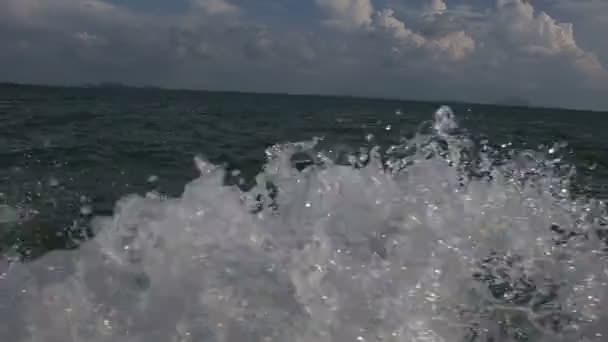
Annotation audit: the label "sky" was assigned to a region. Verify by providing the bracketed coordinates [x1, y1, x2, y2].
[1, 0, 607, 110]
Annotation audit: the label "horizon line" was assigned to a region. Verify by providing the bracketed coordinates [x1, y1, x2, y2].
[1, 81, 604, 114]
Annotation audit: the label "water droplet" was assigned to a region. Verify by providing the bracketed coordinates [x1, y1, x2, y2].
[48, 177, 59, 187]
[305, 202, 312, 208]
[80, 205, 92, 216]
[146, 191, 160, 199]
[433, 106, 457, 135]
[147, 175, 158, 183]
[194, 155, 215, 174]
[385, 125, 392, 131]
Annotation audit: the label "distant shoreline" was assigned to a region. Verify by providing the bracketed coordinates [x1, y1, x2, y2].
[0, 81, 602, 113]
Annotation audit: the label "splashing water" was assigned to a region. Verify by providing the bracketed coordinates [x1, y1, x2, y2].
[1, 106, 607, 342]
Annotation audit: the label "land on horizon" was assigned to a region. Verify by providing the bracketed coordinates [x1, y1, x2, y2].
[1, 81, 602, 113]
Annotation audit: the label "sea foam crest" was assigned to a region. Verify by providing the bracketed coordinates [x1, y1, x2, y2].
[1, 106, 607, 342]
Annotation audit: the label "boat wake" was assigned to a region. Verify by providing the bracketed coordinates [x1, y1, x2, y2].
[1, 106, 607, 341]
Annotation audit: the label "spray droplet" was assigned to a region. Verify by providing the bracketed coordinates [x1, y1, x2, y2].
[80, 205, 92, 216]
[48, 177, 60, 187]
[385, 125, 392, 131]
[433, 106, 457, 136]
[194, 155, 215, 174]
[146, 191, 160, 199]
[147, 175, 159, 183]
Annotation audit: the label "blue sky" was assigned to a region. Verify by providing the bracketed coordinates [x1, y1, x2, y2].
[1, 0, 607, 110]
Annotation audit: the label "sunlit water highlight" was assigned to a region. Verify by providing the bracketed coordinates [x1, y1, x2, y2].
[1, 106, 607, 341]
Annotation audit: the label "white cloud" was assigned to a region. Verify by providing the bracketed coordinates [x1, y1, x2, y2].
[574, 53, 606, 80]
[315, 0, 374, 30]
[373, 7, 475, 61]
[430, 30, 476, 61]
[495, 0, 608, 79]
[426, 0, 447, 16]
[374, 9, 425, 47]
[497, 0, 576, 55]
[313, 1, 475, 61]
[545, 0, 608, 73]
[1, 0, 607, 110]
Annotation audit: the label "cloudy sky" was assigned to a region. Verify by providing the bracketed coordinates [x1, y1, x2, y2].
[1, 0, 607, 110]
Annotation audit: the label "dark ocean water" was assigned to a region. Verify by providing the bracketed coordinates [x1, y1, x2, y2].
[1, 84, 608, 341]
[1, 84, 607, 256]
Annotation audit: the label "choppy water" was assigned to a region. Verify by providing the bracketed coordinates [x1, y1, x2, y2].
[1, 84, 608, 341]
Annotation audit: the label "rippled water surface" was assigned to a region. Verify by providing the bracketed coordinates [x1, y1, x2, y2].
[1, 84, 608, 341]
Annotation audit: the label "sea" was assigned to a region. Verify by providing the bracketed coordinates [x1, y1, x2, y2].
[1, 83, 608, 341]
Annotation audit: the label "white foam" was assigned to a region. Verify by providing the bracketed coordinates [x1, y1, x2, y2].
[1, 107, 607, 342]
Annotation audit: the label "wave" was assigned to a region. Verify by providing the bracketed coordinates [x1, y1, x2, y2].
[1, 106, 607, 341]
